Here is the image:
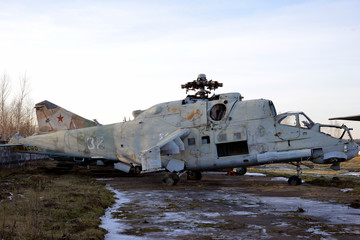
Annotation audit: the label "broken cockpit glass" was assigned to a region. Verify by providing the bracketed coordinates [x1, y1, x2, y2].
[320, 124, 354, 140]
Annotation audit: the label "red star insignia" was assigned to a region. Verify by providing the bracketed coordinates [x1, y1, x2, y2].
[57, 114, 64, 122]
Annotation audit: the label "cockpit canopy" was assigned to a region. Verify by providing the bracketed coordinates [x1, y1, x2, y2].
[277, 112, 314, 129]
[276, 112, 354, 140]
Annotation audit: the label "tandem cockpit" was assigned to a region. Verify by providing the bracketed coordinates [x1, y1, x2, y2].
[276, 111, 355, 141]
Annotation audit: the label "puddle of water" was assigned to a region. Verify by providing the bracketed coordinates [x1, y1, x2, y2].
[100, 184, 360, 239]
[259, 196, 360, 225]
[100, 186, 146, 240]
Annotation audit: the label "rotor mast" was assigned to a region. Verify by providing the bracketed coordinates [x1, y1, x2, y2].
[181, 74, 223, 99]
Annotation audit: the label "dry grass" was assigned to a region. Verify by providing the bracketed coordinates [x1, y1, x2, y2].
[0, 161, 114, 240]
[249, 156, 360, 192]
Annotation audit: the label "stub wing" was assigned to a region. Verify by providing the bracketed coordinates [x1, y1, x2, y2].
[140, 129, 190, 173]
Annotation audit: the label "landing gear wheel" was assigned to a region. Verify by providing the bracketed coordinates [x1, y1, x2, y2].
[134, 166, 142, 174]
[187, 171, 202, 180]
[129, 165, 142, 176]
[162, 172, 180, 186]
[235, 167, 247, 176]
[288, 176, 302, 186]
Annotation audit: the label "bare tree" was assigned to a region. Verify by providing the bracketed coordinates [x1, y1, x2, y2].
[12, 73, 30, 132]
[0, 73, 11, 141]
[19, 97, 37, 136]
[0, 73, 37, 141]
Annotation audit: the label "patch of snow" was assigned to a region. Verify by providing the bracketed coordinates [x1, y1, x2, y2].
[96, 178, 114, 181]
[340, 188, 353, 193]
[271, 222, 290, 227]
[306, 227, 331, 236]
[246, 173, 267, 176]
[271, 177, 288, 181]
[341, 172, 360, 176]
[201, 212, 221, 218]
[231, 211, 257, 216]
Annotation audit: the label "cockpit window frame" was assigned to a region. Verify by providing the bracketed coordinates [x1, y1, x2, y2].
[319, 124, 353, 140]
[269, 101, 277, 116]
[278, 114, 297, 127]
[299, 113, 314, 129]
[277, 112, 314, 129]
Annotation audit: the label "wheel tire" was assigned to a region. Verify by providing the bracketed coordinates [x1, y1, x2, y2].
[163, 172, 180, 185]
[288, 176, 302, 186]
[163, 177, 175, 186]
[187, 171, 202, 180]
[134, 166, 142, 174]
[235, 167, 247, 175]
[171, 172, 180, 185]
[195, 171, 202, 180]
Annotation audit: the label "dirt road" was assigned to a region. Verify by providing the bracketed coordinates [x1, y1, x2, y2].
[100, 172, 360, 240]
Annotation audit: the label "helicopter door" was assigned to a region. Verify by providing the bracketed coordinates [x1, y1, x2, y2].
[275, 113, 300, 140]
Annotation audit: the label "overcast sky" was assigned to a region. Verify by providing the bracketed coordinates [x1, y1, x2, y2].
[1, 0, 360, 138]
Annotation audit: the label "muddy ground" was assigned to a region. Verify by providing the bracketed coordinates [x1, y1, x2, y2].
[101, 171, 360, 240]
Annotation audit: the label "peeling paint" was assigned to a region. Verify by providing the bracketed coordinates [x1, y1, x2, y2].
[186, 109, 202, 121]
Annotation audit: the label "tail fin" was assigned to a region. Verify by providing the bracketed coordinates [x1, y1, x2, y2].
[35, 100, 98, 133]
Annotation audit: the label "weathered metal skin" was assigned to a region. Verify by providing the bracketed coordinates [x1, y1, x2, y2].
[11, 91, 359, 174]
[35, 100, 97, 133]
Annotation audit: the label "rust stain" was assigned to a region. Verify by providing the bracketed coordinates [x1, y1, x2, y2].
[186, 109, 202, 120]
[168, 107, 181, 114]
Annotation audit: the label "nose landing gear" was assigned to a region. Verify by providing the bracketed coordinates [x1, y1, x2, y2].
[288, 161, 305, 186]
[288, 175, 302, 186]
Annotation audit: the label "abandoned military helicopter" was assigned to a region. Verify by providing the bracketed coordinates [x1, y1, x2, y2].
[4, 74, 359, 185]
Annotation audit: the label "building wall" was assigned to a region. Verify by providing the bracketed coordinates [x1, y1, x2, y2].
[0, 149, 48, 168]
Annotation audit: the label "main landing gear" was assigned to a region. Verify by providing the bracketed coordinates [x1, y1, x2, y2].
[162, 172, 181, 186]
[186, 171, 202, 180]
[235, 167, 247, 175]
[162, 171, 202, 186]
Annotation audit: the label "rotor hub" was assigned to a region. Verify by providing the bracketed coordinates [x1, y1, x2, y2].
[181, 74, 223, 99]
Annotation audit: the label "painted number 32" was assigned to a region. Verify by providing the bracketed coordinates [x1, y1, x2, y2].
[86, 136, 105, 150]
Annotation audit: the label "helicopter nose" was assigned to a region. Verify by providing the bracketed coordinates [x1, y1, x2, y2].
[346, 142, 359, 160]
